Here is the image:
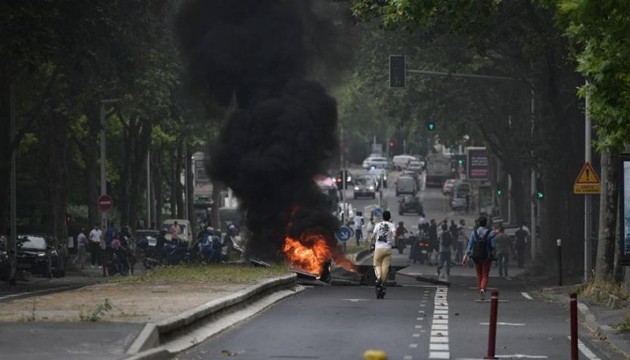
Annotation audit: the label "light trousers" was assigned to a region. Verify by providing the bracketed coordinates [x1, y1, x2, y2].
[373, 248, 392, 282]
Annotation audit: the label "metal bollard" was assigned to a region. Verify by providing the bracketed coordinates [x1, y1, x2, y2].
[570, 293, 578, 360]
[485, 290, 499, 359]
[557, 239, 563, 286]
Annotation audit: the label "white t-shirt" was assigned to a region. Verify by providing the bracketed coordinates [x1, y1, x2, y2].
[353, 215, 364, 230]
[372, 221, 395, 249]
[89, 229, 102, 245]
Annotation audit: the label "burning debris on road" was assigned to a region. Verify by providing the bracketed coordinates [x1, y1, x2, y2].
[176, 0, 354, 273]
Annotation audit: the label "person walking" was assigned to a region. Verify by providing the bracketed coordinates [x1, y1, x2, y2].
[370, 210, 396, 298]
[428, 219, 438, 265]
[495, 225, 511, 278]
[353, 211, 364, 246]
[437, 223, 453, 279]
[514, 224, 529, 268]
[88, 224, 102, 269]
[75, 228, 87, 269]
[454, 219, 466, 264]
[462, 215, 496, 300]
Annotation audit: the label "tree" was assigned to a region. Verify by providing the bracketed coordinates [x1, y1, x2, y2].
[350, 0, 586, 272]
[558, 0, 630, 283]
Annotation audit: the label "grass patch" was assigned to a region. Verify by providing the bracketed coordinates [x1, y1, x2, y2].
[110, 263, 292, 284]
[579, 278, 629, 301]
[80, 298, 112, 322]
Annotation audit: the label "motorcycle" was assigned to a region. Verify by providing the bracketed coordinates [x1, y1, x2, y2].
[409, 234, 430, 264]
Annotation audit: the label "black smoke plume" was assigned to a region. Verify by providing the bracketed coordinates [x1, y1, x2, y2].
[176, 0, 350, 261]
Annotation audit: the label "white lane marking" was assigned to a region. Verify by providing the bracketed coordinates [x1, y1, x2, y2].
[570, 336, 601, 360]
[340, 298, 369, 302]
[430, 343, 449, 351]
[521, 292, 533, 300]
[429, 352, 450, 359]
[403, 356, 413, 360]
[480, 322, 526, 326]
[415, 325, 423, 329]
[409, 343, 418, 348]
[429, 285, 450, 359]
[412, 333, 420, 337]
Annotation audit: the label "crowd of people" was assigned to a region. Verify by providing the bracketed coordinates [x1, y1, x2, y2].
[351, 208, 530, 300]
[74, 224, 134, 276]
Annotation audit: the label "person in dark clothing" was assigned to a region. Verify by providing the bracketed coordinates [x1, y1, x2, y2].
[514, 225, 529, 268]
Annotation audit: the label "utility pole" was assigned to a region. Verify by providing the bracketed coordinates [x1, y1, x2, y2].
[9, 83, 17, 285]
[584, 83, 592, 281]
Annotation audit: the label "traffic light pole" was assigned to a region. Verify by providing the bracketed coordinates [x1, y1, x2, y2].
[584, 84, 592, 281]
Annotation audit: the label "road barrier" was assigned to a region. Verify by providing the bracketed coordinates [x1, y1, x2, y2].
[485, 290, 499, 359]
[570, 293, 578, 360]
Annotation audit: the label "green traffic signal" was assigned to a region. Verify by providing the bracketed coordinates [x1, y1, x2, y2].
[496, 189, 503, 196]
[427, 122, 436, 131]
[536, 191, 544, 199]
[458, 159, 464, 166]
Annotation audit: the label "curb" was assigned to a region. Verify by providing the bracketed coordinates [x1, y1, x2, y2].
[540, 287, 630, 359]
[125, 274, 299, 359]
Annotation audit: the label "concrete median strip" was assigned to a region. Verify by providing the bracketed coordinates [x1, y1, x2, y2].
[126, 274, 302, 359]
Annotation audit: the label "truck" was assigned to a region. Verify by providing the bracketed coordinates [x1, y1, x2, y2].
[425, 153, 452, 187]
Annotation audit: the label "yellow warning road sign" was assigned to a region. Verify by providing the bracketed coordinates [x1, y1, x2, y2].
[574, 162, 600, 194]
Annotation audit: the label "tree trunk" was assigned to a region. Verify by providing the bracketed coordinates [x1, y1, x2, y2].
[595, 149, 618, 281]
[46, 112, 70, 250]
[186, 145, 195, 230]
[153, 147, 163, 229]
[126, 118, 152, 230]
[0, 68, 11, 234]
[84, 104, 100, 228]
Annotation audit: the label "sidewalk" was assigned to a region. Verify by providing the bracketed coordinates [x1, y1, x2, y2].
[0, 271, 301, 360]
[537, 281, 630, 360]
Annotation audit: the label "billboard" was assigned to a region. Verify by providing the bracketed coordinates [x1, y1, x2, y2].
[620, 155, 630, 266]
[466, 147, 488, 181]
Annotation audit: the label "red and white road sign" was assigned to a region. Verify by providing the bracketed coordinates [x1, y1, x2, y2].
[98, 194, 113, 212]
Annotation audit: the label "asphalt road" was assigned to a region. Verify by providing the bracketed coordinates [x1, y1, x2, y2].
[175, 256, 615, 360]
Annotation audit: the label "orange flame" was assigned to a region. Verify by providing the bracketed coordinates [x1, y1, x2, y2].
[283, 231, 357, 277]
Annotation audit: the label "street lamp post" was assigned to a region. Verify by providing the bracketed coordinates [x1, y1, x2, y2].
[99, 99, 120, 229]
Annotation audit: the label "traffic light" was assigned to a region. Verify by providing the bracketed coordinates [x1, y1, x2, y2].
[458, 159, 464, 167]
[427, 122, 436, 131]
[389, 55, 406, 88]
[496, 189, 503, 196]
[389, 141, 394, 149]
[536, 177, 544, 199]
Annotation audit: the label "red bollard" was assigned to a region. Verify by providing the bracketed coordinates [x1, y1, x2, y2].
[485, 290, 499, 359]
[570, 293, 578, 360]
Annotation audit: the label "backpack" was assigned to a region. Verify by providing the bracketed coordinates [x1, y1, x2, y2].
[472, 229, 491, 260]
[441, 231, 452, 248]
[377, 223, 390, 242]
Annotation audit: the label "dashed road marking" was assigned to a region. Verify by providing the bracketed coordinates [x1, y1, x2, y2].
[521, 292, 533, 300]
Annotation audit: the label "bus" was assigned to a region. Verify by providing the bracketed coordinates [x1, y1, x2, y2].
[425, 153, 452, 187]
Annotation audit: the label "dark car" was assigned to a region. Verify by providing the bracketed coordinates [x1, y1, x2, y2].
[353, 175, 377, 199]
[16, 235, 65, 278]
[398, 195, 423, 215]
[335, 170, 354, 190]
[0, 235, 9, 281]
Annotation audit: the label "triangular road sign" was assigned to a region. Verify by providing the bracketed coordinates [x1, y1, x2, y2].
[575, 162, 600, 184]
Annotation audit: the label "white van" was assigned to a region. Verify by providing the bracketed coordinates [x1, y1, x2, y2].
[392, 155, 416, 170]
[396, 176, 417, 196]
[162, 219, 193, 245]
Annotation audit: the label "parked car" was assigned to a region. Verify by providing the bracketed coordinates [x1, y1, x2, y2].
[353, 175, 377, 199]
[335, 169, 353, 190]
[362, 156, 390, 170]
[442, 179, 457, 195]
[398, 195, 423, 215]
[396, 175, 417, 196]
[16, 234, 65, 278]
[0, 235, 9, 281]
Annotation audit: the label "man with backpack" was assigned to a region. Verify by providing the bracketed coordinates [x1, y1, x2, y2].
[437, 223, 453, 279]
[462, 215, 496, 300]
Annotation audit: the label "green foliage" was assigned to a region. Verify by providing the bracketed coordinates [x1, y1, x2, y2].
[558, 0, 630, 150]
[111, 264, 292, 284]
[79, 298, 113, 322]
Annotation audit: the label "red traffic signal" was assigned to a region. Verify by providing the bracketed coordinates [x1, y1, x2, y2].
[389, 141, 394, 148]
